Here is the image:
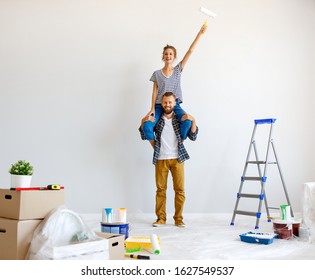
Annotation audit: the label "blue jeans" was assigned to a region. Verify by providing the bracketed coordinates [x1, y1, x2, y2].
[143, 102, 192, 140]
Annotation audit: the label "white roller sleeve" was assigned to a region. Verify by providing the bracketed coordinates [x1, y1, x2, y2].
[199, 6, 217, 18]
[150, 234, 160, 255]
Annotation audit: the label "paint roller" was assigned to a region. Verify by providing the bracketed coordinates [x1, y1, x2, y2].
[150, 234, 160, 255]
[199, 6, 217, 27]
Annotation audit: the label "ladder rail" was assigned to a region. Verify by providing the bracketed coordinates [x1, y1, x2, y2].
[255, 123, 277, 223]
[262, 122, 274, 179]
[252, 140, 270, 228]
[231, 123, 258, 226]
[271, 140, 294, 217]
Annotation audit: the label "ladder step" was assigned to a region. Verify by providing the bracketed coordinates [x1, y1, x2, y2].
[247, 161, 265, 164]
[234, 210, 261, 218]
[267, 206, 280, 210]
[241, 176, 267, 182]
[247, 161, 277, 164]
[254, 118, 276, 125]
[238, 193, 263, 199]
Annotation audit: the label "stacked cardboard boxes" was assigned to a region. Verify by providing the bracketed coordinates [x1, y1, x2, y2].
[0, 189, 65, 260]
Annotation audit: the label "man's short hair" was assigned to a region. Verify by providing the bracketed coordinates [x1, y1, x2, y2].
[162, 92, 176, 99]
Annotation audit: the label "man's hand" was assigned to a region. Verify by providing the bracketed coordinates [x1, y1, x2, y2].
[181, 114, 197, 133]
[181, 114, 195, 122]
[141, 114, 155, 127]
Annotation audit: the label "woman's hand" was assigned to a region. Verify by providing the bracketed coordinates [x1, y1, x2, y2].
[146, 109, 155, 117]
[141, 114, 155, 126]
[200, 23, 207, 34]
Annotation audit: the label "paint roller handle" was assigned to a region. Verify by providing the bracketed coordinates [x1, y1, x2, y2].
[200, 23, 207, 34]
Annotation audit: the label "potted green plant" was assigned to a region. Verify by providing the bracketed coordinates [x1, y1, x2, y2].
[9, 160, 34, 188]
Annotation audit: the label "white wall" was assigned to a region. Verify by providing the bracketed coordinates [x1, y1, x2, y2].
[0, 0, 314, 216]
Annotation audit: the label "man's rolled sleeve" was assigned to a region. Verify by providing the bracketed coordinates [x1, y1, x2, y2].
[187, 126, 199, 141]
[139, 126, 147, 140]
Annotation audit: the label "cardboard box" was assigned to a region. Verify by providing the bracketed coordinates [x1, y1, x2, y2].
[29, 238, 110, 260]
[95, 232, 125, 260]
[0, 218, 42, 260]
[28, 232, 125, 260]
[0, 189, 65, 220]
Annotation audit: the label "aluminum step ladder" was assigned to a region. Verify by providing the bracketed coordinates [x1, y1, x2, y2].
[230, 118, 293, 229]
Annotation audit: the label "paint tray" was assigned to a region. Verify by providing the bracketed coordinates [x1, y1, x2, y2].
[239, 231, 278, 245]
[125, 236, 160, 250]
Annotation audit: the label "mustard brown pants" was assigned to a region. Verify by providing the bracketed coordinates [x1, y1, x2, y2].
[155, 159, 185, 223]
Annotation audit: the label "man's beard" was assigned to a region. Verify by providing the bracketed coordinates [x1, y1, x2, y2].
[163, 106, 174, 115]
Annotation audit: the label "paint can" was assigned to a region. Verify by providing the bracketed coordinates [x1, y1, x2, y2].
[292, 220, 301, 236]
[273, 218, 301, 239]
[114, 208, 127, 223]
[101, 222, 129, 239]
[102, 208, 113, 223]
[273, 219, 292, 239]
[280, 204, 292, 220]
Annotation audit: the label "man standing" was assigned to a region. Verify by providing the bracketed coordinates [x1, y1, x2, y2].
[139, 92, 198, 227]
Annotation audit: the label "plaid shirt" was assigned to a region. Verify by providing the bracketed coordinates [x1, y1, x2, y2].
[139, 114, 198, 165]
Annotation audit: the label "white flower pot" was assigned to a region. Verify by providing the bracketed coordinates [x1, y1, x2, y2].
[11, 174, 32, 188]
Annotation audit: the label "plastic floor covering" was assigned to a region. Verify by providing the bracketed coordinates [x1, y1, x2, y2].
[82, 213, 315, 260]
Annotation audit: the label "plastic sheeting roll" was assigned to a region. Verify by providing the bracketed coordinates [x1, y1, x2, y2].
[302, 182, 315, 242]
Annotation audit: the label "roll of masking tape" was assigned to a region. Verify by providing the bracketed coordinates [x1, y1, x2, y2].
[150, 234, 160, 255]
